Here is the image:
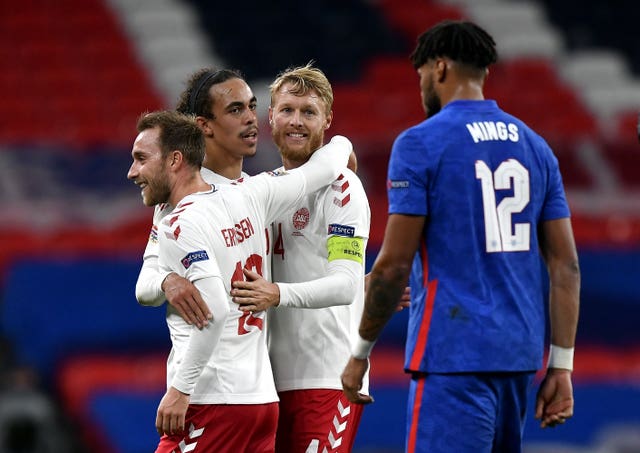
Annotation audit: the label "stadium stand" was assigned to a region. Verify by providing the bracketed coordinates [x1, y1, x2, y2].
[0, 0, 163, 148]
[0, 0, 639, 452]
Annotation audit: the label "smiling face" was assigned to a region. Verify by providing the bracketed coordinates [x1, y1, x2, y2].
[205, 77, 259, 158]
[269, 82, 332, 168]
[127, 126, 172, 206]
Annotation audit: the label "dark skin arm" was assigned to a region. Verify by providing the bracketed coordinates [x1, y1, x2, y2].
[341, 214, 425, 404]
[535, 217, 580, 428]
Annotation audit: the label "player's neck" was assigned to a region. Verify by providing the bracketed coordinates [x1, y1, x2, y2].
[168, 173, 211, 206]
[443, 79, 485, 105]
[203, 150, 243, 180]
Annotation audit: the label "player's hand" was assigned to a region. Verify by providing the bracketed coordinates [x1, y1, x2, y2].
[231, 268, 280, 312]
[397, 286, 411, 312]
[535, 368, 574, 428]
[364, 273, 410, 312]
[341, 356, 374, 405]
[156, 387, 190, 436]
[163, 273, 212, 329]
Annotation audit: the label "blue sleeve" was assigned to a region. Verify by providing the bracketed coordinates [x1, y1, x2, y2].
[387, 128, 429, 216]
[541, 147, 571, 221]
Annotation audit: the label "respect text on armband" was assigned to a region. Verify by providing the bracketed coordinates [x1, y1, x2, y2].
[327, 236, 364, 264]
[328, 223, 355, 237]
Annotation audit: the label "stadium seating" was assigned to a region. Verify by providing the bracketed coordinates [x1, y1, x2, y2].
[1, 0, 640, 452]
[0, 0, 163, 148]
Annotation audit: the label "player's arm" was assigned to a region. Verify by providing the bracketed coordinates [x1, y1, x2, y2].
[135, 210, 171, 307]
[248, 135, 352, 223]
[341, 213, 425, 404]
[232, 250, 362, 311]
[233, 173, 368, 311]
[136, 258, 211, 328]
[135, 253, 170, 307]
[134, 212, 211, 327]
[156, 274, 229, 436]
[535, 217, 580, 428]
[296, 135, 352, 193]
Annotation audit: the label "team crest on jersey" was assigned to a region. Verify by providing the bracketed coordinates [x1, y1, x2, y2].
[148, 225, 158, 244]
[292, 207, 310, 230]
[387, 179, 410, 189]
[328, 223, 355, 237]
[181, 250, 209, 269]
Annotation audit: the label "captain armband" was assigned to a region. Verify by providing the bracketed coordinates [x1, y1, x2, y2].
[547, 344, 574, 371]
[327, 236, 364, 264]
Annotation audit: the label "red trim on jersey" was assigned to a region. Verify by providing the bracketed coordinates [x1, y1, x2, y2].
[409, 240, 437, 370]
[331, 179, 349, 193]
[333, 193, 351, 207]
[175, 201, 194, 209]
[407, 376, 425, 453]
[421, 240, 429, 287]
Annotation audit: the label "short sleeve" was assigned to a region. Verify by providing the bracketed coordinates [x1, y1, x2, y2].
[323, 170, 371, 240]
[158, 213, 222, 284]
[541, 148, 571, 221]
[387, 127, 429, 216]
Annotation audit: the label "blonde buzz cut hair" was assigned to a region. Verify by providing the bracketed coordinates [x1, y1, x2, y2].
[269, 62, 333, 115]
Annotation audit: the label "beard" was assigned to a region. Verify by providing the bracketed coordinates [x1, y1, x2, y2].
[425, 95, 441, 118]
[143, 167, 172, 206]
[272, 128, 325, 165]
[423, 77, 442, 119]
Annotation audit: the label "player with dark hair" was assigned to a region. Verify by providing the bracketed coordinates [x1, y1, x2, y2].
[176, 68, 258, 180]
[135, 68, 259, 326]
[128, 110, 353, 452]
[341, 20, 580, 452]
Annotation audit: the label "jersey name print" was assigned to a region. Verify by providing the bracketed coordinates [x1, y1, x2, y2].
[220, 217, 256, 247]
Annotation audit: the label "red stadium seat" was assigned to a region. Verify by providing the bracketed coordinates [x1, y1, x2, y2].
[0, 0, 163, 149]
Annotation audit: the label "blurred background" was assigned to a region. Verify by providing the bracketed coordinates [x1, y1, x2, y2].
[1, 0, 639, 452]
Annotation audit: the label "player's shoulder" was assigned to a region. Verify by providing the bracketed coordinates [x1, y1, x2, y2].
[152, 202, 174, 223]
[321, 168, 364, 195]
[165, 190, 219, 224]
[317, 168, 369, 213]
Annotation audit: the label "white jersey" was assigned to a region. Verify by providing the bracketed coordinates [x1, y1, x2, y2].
[268, 168, 371, 393]
[159, 182, 277, 404]
[141, 169, 249, 267]
[153, 135, 353, 404]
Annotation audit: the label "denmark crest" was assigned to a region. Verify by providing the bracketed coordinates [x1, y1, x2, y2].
[292, 207, 310, 230]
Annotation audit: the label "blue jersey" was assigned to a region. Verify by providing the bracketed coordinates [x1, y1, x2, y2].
[387, 100, 570, 373]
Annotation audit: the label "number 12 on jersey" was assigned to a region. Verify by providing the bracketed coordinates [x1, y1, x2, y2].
[232, 254, 265, 335]
[475, 159, 530, 253]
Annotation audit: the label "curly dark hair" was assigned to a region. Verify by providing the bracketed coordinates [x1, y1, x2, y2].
[410, 20, 498, 70]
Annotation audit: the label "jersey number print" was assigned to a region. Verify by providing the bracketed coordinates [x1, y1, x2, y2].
[232, 253, 265, 334]
[475, 159, 530, 253]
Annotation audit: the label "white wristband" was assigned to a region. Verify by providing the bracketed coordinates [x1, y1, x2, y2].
[547, 344, 574, 371]
[352, 337, 376, 360]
